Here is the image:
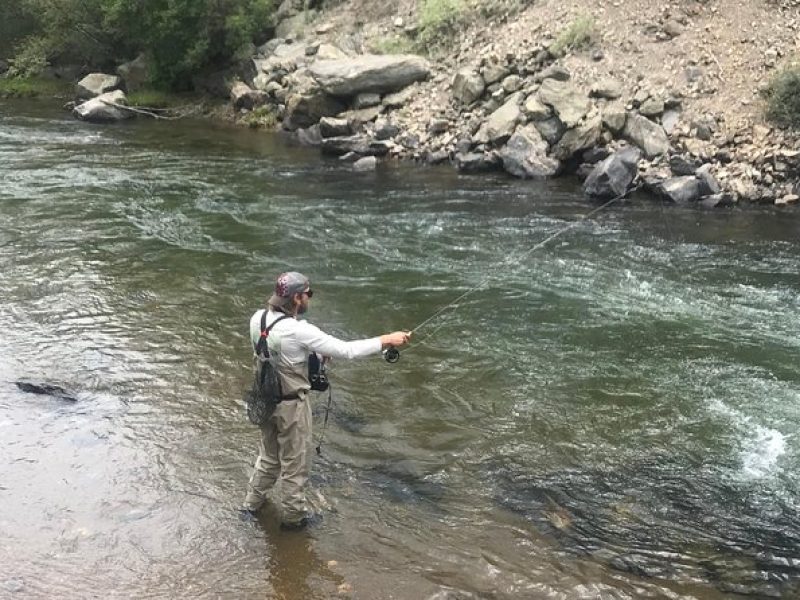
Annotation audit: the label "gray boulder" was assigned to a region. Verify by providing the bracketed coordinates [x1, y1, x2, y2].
[319, 117, 351, 138]
[116, 55, 149, 92]
[230, 82, 267, 110]
[353, 92, 381, 109]
[310, 54, 430, 97]
[533, 117, 566, 147]
[551, 113, 602, 161]
[455, 151, 501, 172]
[452, 69, 485, 105]
[73, 90, 134, 123]
[475, 92, 523, 145]
[499, 125, 561, 179]
[656, 176, 704, 203]
[538, 79, 591, 128]
[623, 113, 669, 159]
[283, 90, 346, 130]
[76, 73, 124, 100]
[583, 146, 643, 199]
[353, 156, 378, 171]
[590, 78, 623, 100]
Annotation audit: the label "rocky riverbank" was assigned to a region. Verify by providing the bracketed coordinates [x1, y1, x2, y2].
[36, 0, 800, 207]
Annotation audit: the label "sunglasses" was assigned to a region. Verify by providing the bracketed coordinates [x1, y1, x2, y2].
[303, 289, 314, 298]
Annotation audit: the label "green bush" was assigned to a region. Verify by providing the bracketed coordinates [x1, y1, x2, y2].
[370, 34, 415, 55]
[0, 76, 70, 98]
[242, 105, 278, 129]
[5, 0, 276, 91]
[417, 0, 467, 51]
[550, 15, 595, 58]
[763, 62, 800, 129]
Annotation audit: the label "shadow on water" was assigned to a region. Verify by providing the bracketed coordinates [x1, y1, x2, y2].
[484, 453, 800, 597]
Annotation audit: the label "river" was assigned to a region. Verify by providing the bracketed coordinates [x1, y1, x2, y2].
[1, 99, 799, 599]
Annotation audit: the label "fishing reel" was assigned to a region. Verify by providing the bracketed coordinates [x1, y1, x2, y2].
[382, 346, 400, 363]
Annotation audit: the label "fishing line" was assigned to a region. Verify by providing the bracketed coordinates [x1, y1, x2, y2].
[384, 190, 635, 362]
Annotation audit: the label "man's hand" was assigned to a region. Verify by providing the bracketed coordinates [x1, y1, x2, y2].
[380, 331, 411, 348]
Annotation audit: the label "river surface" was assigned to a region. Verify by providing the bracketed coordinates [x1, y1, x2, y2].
[1, 100, 799, 599]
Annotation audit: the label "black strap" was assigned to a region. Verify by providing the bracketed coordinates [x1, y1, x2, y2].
[256, 311, 291, 355]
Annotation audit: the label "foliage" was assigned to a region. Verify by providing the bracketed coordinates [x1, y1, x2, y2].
[4, 0, 276, 90]
[242, 105, 278, 129]
[416, 0, 467, 52]
[0, 76, 70, 98]
[370, 34, 415, 55]
[763, 61, 800, 129]
[550, 15, 596, 58]
[126, 89, 189, 109]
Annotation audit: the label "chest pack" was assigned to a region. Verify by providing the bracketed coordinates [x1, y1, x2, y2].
[245, 312, 291, 426]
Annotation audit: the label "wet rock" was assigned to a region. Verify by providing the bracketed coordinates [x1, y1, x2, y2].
[452, 68, 485, 105]
[700, 193, 735, 208]
[656, 176, 705, 203]
[499, 124, 561, 179]
[73, 90, 134, 123]
[538, 79, 591, 128]
[583, 146, 642, 199]
[373, 119, 400, 140]
[551, 113, 603, 161]
[296, 124, 323, 146]
[623, 113, 669, 159]
[353, 156, 377, 171]
[339, 105, 384, 127]
[310, 54, 430, 97]
[695, 164, 721, 195]
[319, 117, 351, 138]
[230, 82, 267, 111]
[76, 73, 124, 100]
[321, 134, 372, 156]
[775, 194, 799, 206]
[669, 154, 702, 176]
[283, 90, 346, 131]
[455, 151, 501, 172]
[15, 381, 79, 402]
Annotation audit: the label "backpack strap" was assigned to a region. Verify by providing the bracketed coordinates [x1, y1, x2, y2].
[255, 311, 291, 355]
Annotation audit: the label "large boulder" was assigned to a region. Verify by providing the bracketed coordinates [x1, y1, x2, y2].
[656, 176, 705, 203]
[73, 90, 134, 123]
[452, 68, 485, 105]
[499, 125, 561, 179]
[310, 54, 430, 97]
[76, 73, 124, 100]
[475, 92, 523, 145]
[623, 113, 670, 159]
[230, 82, 267, 110]
[551, 113, 603, 161]
[283, 90, 347, 130]
[537, 79, 591, 128]
[116, 55, 149, 92]
[583, 146, 643, 199]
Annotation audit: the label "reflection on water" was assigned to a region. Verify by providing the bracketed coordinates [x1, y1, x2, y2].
[1, 99, 800, 599]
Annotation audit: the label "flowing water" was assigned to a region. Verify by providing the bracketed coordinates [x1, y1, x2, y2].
[1, 100, 799, 599]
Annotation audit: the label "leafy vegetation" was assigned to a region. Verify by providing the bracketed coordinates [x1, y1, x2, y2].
[1, 0, 276, 90]
[370, 34, 415, 55]
[763, 61, 800, 129]
[416, 0, 467, 51]
[242, 105, 278, 129]
[0, 76, 71, 98]
[550, 15, 596, 58]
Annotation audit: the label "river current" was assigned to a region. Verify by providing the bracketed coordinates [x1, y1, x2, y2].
[1, 100, 799, 599]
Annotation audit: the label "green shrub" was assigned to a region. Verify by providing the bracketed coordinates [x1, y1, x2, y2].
[417, 0, 467, 52]
[0, 76, 70, 98]
[242, 105, 277, 129]
[550, 15, 595, 58]
[370, 34, 415, 55]
[763, 62, 800, 129]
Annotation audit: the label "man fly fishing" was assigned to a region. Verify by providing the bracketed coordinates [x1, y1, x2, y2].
[241, 271, 410, 529]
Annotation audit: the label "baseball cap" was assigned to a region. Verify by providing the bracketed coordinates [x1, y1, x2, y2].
[268, 271, 310, 306]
